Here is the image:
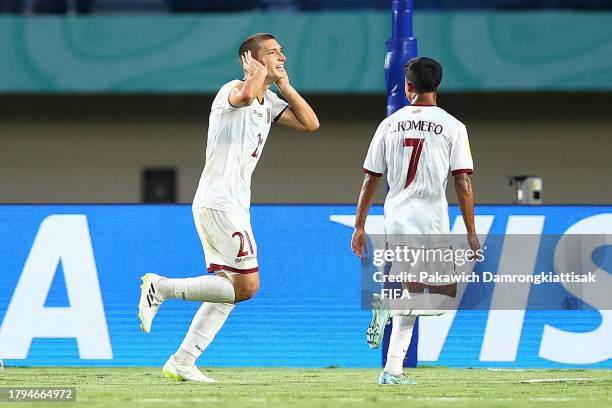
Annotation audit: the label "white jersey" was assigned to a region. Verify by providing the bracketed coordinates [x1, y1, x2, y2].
[363, 105, 473, 246]
[193, 80, 289, 213]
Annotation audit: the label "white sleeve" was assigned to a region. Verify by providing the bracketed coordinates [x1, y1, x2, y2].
[450, 123, 474, 176]
[268, 91, 289, 123]
[362, 121, 387, 177]
[219, 82, 241, 112]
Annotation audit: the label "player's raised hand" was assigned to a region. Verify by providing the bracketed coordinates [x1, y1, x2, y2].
[241, 50, 266, 78]
[351, 228, 369, 258]
[274, 65, 290, 87]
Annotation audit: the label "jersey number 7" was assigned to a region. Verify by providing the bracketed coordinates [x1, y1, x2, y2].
[403, 138, 425, 188]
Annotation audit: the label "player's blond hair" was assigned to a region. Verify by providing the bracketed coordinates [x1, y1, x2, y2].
[238, 33, 276, 60]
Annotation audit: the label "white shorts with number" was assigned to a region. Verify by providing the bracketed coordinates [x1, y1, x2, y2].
[192, 207, 259, 274]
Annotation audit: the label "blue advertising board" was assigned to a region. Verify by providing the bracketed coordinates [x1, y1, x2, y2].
[0, 205, 610, 368]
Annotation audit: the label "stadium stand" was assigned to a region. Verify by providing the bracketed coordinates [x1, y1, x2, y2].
[1, 0, 610, 14]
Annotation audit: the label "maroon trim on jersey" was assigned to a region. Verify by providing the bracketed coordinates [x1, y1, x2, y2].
[273, 105, 289, 123]
[208, 264, 259, 274]
[363, 168, 383, 177]
[410, 103, 437, 107]
[451, 168, 474, 176]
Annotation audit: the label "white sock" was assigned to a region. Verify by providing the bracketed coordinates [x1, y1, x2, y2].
[174, 302, 235, 366]
[384, 315, 417, 376]
[157, 276, 235, 303]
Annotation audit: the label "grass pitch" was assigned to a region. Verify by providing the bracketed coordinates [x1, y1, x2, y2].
[0, 367, 610, 408]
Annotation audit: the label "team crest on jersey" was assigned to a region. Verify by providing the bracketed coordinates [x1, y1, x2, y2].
[252, 109, 263, 118]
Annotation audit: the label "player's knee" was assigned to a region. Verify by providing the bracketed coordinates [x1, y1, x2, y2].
[236, 280, 260, 302]
[243, 282, 260, 300]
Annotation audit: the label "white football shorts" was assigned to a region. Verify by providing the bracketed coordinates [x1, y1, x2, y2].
[192, 207, 259, 274]
[386, 244, 457, 316]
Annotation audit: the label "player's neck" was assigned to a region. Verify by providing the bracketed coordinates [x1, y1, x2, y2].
[262, 77, 277, 93]
[409, 93, 437, 107]
[253, 80, 274, 102]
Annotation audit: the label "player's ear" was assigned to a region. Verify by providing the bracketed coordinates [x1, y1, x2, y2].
[258, 53, 266, 66]
[405, 81, 414, 100]
[407, 81, 415, 93]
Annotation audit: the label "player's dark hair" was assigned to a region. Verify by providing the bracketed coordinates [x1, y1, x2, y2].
[404, 57, 443, 93]
[238, 33, 276, 60]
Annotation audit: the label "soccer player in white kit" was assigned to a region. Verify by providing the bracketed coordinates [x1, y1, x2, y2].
[351, 57, 480, 384]
[137, 33, 319, 383]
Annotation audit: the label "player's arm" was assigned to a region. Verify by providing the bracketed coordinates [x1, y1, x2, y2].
[229, 51, 267, 108]
[351, 121, 386, 257]
[351, 173, 381, 257]
[275, 79, 319, 132]
[454, 173, 480, 253]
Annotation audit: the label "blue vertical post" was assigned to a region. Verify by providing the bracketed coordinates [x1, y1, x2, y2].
[382, 0, 418, 369]
[385, 0, 417, 116]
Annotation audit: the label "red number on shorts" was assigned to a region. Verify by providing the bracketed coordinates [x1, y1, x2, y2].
[232, 231, 254, 257]
[244, 231, 254, 254]
[403, 138, 425, 188]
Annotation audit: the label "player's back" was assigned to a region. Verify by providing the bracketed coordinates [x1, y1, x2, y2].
[363, 105, 473, 243]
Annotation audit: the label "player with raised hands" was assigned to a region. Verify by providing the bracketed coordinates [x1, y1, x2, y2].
[138, 33, 319, 383]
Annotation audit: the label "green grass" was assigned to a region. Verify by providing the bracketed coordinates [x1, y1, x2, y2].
[0, 367, 610, 408]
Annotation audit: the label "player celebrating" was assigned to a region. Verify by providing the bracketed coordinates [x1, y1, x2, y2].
[351, 57, 479, 384]
[138, 33, 319, 383]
